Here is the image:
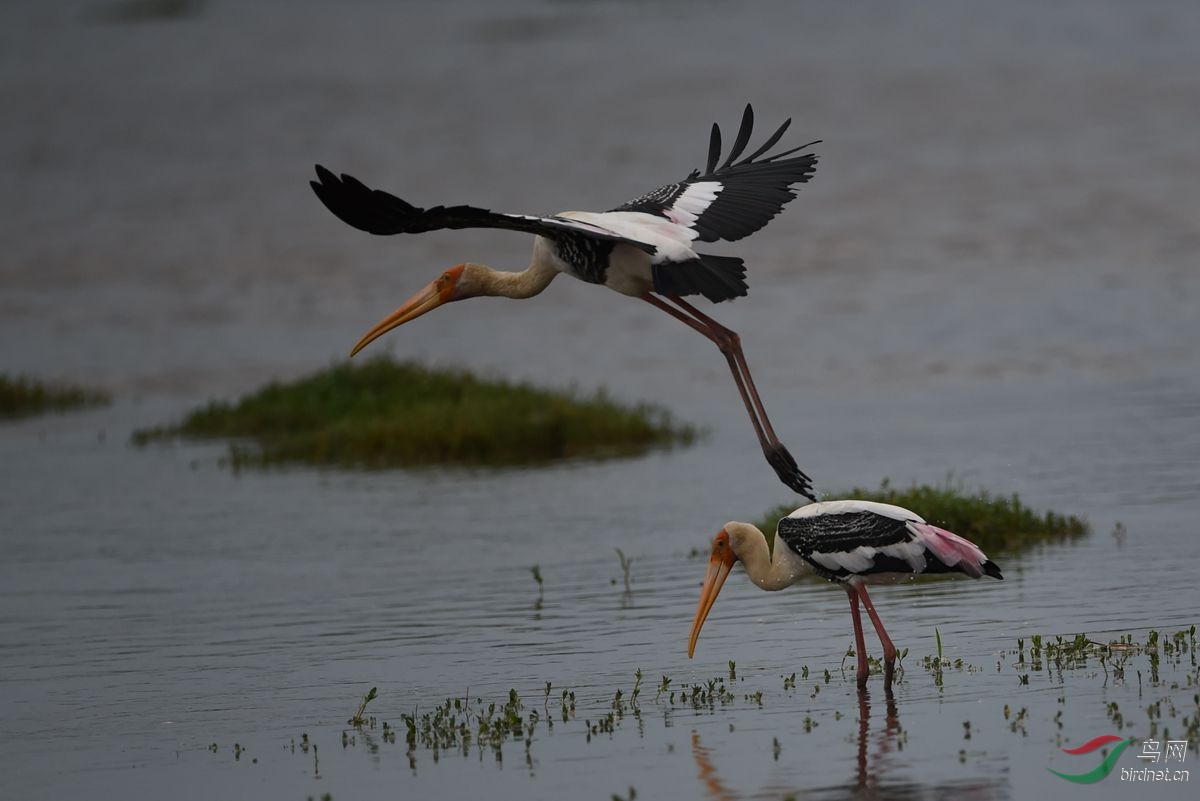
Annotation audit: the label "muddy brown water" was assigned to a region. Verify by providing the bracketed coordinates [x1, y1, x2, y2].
[2, 1, 1199, 799]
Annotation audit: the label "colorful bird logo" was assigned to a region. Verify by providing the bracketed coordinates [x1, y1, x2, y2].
[1048, 734, 1136, 783]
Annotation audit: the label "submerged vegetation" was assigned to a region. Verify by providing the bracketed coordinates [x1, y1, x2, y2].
[347, 686, 378, 727]
[132, 357, 696, 469]
[756, 479, 1089, 554]
[0, 374, 111, 420]
[299, 625, 1199, 775]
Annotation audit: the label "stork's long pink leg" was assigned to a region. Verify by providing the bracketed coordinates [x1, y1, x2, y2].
[856, 585, 897, 686]
[640, 294, 769, 442]
[663, 294, 814, 500]
[664, 294, 784, 442]
[846, 587, 869, 688]
[640, 293, 815, 501]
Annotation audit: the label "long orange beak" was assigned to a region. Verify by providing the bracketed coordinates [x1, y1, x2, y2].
[688, 529, 737, 658]
[349, 265, 465, 357]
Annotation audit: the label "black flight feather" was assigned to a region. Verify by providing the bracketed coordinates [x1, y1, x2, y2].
[719, 104, 755, 170]
[613, 104, 820, 243]
[311, 165, 655, 253]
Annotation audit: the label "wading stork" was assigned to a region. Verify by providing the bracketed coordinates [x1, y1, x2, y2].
[688, 500, 1003, 687]
[311, 104, 820, 499]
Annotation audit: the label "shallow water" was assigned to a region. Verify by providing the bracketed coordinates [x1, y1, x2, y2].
[2, 0, 1200, 799]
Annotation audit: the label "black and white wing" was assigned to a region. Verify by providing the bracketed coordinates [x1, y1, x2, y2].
[310, 165, 656, 254]
[611, 104, 819, 243]
[776, 500, 1003, 582]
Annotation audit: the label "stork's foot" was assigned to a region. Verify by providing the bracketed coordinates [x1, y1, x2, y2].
[880, 640, 897, 688]
[765, 443, 815, 501]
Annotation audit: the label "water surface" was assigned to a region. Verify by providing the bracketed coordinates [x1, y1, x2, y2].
[2, 1, 1199, 799]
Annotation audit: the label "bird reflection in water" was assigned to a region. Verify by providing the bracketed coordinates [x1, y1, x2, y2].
[692, 685, 1002, 799]
[691, 730, 738, 801]
[690, 686, 899, 800]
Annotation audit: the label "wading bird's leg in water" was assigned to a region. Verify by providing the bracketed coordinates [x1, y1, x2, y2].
[846, 586, 870, 688]
[640, 293, 815, 501]
[856, 584, 897, 688]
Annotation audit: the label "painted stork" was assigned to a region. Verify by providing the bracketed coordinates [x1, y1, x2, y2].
[687, 500, 1003, 687]
[310, 104, 820, 499]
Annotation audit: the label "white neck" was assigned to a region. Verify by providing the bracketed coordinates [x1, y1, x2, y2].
[471, 258, 558, 300]
[726, 521, 808, 592]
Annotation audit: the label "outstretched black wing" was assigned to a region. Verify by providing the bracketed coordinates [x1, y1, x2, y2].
[612, 104, 819, 243]
[310, 165, 656, 254]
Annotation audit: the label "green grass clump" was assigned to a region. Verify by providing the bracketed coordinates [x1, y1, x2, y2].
[755, 479, 1089, 555]
[0, 374, 111, 419]
[132, 357, 696, 469]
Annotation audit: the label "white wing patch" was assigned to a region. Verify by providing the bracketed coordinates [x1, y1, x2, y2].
[661, 182, 722, 228]
[561, 210, 699, 263]
[808, 538, 929, 575]
[786, 500, 926, 523]
[880, 538, 930, 572]
[811, 548, 875, 574]
[512, 213, 630, 238]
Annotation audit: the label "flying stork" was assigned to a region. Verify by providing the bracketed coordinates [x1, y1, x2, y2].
[311, 104, 820, 499]
[688, 500, 1004, 687]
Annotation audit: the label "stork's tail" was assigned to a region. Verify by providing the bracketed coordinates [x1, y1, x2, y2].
[910, 522, 1004, 580]
[651, 254, 748, 303]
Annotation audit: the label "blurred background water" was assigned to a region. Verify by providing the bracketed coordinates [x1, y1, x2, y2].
[2, 1, 1198, 799]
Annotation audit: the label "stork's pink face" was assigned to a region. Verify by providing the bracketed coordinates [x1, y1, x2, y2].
[349, 264, 467, 356]
[688, 528, 739, 658]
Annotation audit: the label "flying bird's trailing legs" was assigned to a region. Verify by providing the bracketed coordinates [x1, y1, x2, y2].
[641, 292, 814, 501]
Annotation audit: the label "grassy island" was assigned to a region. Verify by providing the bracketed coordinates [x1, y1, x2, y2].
[755, 480, 1089, 555]
[133, 358, 697, 469]
[0, 374, 111, 420]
